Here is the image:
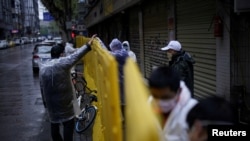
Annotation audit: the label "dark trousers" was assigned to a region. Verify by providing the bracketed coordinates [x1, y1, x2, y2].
[51, 118, 75, 141]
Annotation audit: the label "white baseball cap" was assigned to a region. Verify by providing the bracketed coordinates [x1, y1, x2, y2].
[161, 40, 182, 51]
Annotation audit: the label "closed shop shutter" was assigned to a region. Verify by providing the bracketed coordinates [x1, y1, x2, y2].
[176, 0, 216, 99]
[231, 14, 250, 108]
[143, 0, 168, 78]
[129, 8, 140, 65]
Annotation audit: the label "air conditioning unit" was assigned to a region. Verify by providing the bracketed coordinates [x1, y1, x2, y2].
[234, 0, 250, 13]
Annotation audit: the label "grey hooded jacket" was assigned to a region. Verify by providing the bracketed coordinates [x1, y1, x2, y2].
[109, 38, 129, 105]
[122, 41, 137, 62]
[39, 44, 90, 123]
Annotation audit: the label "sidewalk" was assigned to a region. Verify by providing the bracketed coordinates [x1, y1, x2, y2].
[34, 110, 93, 141]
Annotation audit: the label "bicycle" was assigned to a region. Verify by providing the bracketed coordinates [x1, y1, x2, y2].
[71, 71, 98, 133]
[71, 71, 87, 98]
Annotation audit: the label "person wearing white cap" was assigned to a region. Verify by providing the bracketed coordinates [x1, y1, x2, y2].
[161, 40, 195, 96]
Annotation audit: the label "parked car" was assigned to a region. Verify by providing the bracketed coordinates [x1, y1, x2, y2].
[8, 40, 15, 47]
[32, 43, 53, 72]
[32, 37, 38, 42]
[53, 37, 63, 44]
[38, 36, 46, 42]
[21, 37, 29, 44]
[0, 40, 8, 49]
[42, 39, 57, 46]
[47, 35, 53, 40]
[28, 38, 33, 43]
[13, 38, 23, 45]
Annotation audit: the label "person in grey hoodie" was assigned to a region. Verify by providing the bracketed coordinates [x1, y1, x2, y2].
[64, 41, 78, 73]
[109, 38, 129, 116]
[122, 41, 137, 62]
[39, 34, 96, 141]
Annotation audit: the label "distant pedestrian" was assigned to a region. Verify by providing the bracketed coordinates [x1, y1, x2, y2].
[64, 41, 78, 73]
[161, 40, 195, 96]
[64, 42, 76, 56]
[122, 41, 137, 62]
[20, 39, 22, 48]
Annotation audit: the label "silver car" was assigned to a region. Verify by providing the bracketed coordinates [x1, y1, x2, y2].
[32, 43, 53, 72]
[53, 37, 63, 44]
[0, 40, 8, 49]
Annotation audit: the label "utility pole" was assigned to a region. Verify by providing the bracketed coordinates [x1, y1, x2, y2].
[64, 0, 72, 41]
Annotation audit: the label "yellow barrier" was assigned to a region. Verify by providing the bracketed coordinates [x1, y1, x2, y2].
[76, 36, 123, 141]
[124, 58, 162, 141]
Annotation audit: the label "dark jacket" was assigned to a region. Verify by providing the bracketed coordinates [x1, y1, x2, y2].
[39, 44, 91, 123]
[169, 50, 195, 96]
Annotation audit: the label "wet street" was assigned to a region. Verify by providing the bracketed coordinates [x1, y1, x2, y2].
[0, 44, 92, 141]
[0, 44, 49, 141]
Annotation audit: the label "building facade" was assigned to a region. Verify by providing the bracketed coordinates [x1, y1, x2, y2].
[11, 0, 24, 37]
[22, 0, 39, 35]
[0, 0, 39, 39]
[84, 0, 250, 123]
[0, 0, 13, 39]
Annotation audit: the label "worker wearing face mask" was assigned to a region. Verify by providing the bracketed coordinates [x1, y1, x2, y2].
[148, 66, 198, 141]
[161, 41, 195, 97]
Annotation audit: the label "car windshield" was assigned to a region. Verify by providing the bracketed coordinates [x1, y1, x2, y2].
[37, 46, 52, 53]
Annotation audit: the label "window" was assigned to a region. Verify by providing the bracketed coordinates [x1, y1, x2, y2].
[36, 46, 52, 54]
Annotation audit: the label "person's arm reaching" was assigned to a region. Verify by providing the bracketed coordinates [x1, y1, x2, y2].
[60, 34, 97, 68]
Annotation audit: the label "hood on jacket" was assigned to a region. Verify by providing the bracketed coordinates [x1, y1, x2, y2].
[173, 50, 195, 65]
[111, 49, 128, 61]
[109, 38, 123, 51]
[122, 41, 130, 51]
[65, 42, 76, 56]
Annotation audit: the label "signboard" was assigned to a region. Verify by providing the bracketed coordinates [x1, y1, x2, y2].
[234, 0, 250, 13]
[12, 30, 19, 33]
[104, 0, 113, 16]
[76, 25, 86, 31]
[43, 12, 54, 21]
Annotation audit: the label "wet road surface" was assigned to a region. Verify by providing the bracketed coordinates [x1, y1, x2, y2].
[0, 44, 47, 141]
[0, 45, 92, 141]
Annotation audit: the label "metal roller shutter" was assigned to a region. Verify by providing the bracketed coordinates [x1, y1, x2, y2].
[176, 0, 216, 99]
[129, 8, 140, 65]
[143, 0, 168, 78]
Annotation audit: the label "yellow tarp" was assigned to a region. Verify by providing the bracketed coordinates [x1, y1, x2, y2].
[76, 36, 122, 141]
[124, 58, 162, 141]
[76, 36, 161, 141]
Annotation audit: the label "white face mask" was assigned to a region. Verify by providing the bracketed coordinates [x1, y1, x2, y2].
[167, 52, 173, 61]
[157, 96, 178, 113]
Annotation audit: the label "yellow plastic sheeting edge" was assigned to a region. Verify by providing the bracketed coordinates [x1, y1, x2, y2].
[124, 58, 162, 141]
[76, 36, 123, 141]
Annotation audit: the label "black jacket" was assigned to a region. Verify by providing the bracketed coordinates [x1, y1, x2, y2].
[169, 50, 195, 96]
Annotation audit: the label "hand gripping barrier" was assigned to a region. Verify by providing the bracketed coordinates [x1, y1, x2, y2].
[76, 36, 122, 141]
